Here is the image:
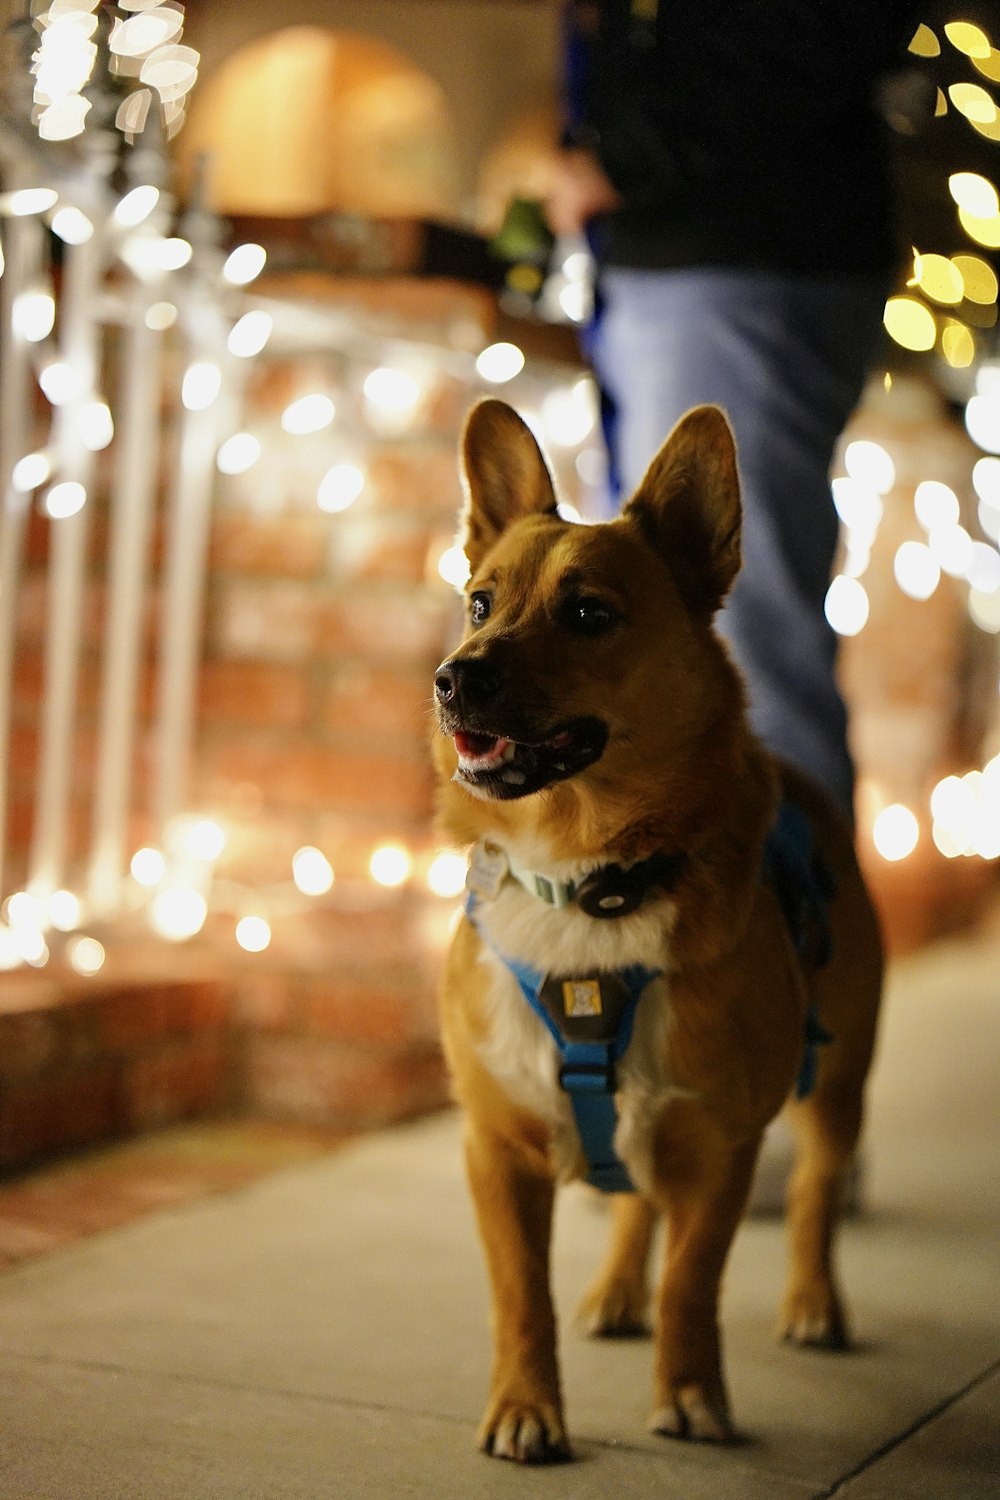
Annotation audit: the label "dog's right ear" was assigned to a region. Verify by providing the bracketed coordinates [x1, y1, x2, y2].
[461, 400, 559, 570]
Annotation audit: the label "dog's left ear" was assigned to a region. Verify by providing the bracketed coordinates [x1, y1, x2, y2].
[624, 406, 742, 617]
[461, 399, 559, 569]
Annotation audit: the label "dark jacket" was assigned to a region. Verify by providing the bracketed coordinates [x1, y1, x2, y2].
[564, 1, 924, 274]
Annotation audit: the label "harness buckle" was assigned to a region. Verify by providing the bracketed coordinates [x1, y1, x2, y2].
[559, 1059, 617, 1092]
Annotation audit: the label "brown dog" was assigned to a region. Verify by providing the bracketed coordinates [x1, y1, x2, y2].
[433, 398, 882, 1462]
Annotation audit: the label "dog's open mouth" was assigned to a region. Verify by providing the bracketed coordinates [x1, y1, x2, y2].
[450, 717, 608, 799]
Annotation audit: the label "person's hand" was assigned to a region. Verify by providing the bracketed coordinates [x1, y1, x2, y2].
[545, 147, 622, 237]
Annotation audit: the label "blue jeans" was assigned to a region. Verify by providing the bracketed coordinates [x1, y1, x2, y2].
[589, 266, 887, 818]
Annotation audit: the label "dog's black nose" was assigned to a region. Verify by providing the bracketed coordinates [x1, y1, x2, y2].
[434, 658, 503, 709]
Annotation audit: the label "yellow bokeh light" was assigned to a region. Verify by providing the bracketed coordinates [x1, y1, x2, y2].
[949, 171, 1000, 218]
[883, 296, 937, 351]
[942, 321, 975, 368]
[943, 20, 992, 58]
[872, 803, 920, 862]
[908, 23, 940, 56]
[952, 254, 999, 304]
[972, 46, 1000, 82]
[369, 842, 412, 888]
[948, 82, 998, 124]
[935, 87, 949, 117]
[911, 251, 964, 305]
[958, 207, 1000, 248]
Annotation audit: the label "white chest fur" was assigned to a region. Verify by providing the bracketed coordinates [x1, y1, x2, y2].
[469, 863, 691, 1193]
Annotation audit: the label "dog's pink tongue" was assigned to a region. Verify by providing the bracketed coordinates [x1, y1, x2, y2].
[455, 730, 507, 762]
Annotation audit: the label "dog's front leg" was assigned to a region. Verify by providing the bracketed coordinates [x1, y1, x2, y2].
[464, 1124, 569, 1463]
[650, 1134, 760, 1443]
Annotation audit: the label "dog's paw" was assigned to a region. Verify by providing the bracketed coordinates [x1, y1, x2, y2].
[778, 1286, 849, 1350]
[478, 1401, 571, 1464]
[576, 1276, 650, 1339]
[649, 1384, 734, 1444]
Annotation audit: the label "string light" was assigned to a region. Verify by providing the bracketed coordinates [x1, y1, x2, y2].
[281, 393, 335, 435]
[317, 462, 364, 513]
[426, 851, 467, 898]
[291, 846, 334, 896]
[68, 935, 105, 975]
[872, 803, 920, 861]
[222, 243, 267, 286]
[476, 341, 525, 383]
[217, 433, 261, 475]
[235, 915, 271, 952]
[370, 842, 412, 887]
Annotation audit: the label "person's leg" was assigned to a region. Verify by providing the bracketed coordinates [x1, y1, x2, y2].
[589, 266, 887, 818]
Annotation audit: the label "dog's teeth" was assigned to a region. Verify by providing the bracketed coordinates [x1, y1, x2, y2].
[503, 768, 527, 785]
[501, 741, 518, 762]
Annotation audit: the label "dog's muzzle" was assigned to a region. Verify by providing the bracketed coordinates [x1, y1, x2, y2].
[434, 657, 607, 800]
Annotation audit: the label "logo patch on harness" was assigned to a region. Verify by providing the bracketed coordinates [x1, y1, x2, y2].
[562, 978, 603, 1018]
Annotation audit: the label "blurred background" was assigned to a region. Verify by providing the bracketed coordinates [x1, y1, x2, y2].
[0, 0, 998, 1187]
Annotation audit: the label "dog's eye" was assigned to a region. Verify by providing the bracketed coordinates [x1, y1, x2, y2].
[469, 591, 492, 626]
[563, 595, 618, 636]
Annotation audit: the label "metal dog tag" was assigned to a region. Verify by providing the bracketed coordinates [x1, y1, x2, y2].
[466, 840, 509, 902]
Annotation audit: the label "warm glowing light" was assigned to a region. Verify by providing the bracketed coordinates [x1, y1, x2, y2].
[217, 433, 261, 476]
[476, 341, 526, 384]
[12, 452, 51, 492]
[542, 380, 598, 447]
[973, 47, 1000, 82]
[965, 391, 1000, 453]
[957, 207, 1000, 248]
[912, 251, 964, 304]
[292, 846, 335, 896]
[949, 171, 1000, 218]
[908, 23, 940, 56]
[883, 295, 937, 351]
[79, 400, 114, 451]
[181, 361, 222, 412]
[145, 300, 177, 331]
[942, 322, 975, 368]
[44, 482, 87, 519]
[121, 235, 192, 274]
[973, 456, 1000, 507]
[38, 360, 79, 405]
[872, 803, 919, 861]
[281, 394, 335, 435]
[228, 310, 273, 358]
[111, 8, 185, 58]
[235, 915, 271, 953]
[51, 206, 93, 244]
[831, 477, 883, 533]
[364, 367, 422, 415]
[437, 544, 471, 590]
[38, 95, 91, 140]
[969, 586, 1000, 632]
[914, 480, 960, 531]
[928, 522, 974, 578]
[948, 82, 997, 125]
[953, 254, 999, 304]
[4, 188, 59, 217]
[13, 290, 56, 343]
[141, 44, 200, 102]
[967, 541, 1000, 593]
[426, 851, 468, 898]
[48, 889, 81, 932]
[131, 846, 167, 886]
[222, 243, 267, 286]
[317, 462, 364, 513]
[369, 842, 412, 887]
[115, 183, 160, 227]
[168, 816, 225, 862]
[893, 541, 940, 600]
[150, 887, 208, 941]
[6, 890, 43, 930]
[944, 21, 992, 58]
[824, 575, 869, 636]
[69, 935, 105, 975]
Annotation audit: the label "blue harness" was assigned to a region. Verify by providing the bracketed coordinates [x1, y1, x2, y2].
[467, 799, 835, 1193]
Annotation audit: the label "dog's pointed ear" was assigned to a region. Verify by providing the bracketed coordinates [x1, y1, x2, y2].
[461, 399, 559, 569]
[623, 406, 742, 616]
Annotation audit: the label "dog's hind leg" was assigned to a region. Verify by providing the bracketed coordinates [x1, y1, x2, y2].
[464, 1124, 570, 1464]
[577, 1193, 658, 1337]
[778, 1078, 864, 1349]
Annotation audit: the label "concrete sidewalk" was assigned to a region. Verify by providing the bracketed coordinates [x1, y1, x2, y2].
[1, 930, 999, 1499]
